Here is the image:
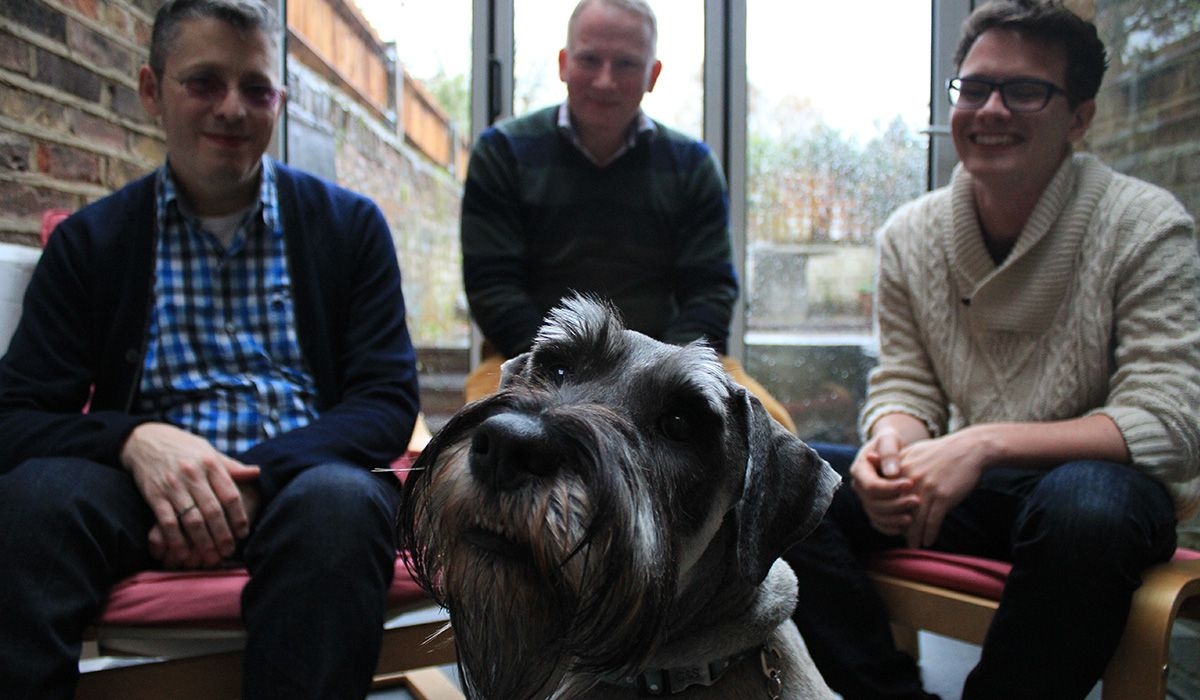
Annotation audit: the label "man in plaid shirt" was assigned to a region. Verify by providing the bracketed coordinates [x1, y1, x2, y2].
[0, 1, 419, 698]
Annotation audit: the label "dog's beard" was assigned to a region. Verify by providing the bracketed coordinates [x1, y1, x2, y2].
[406, 403, 677, 699]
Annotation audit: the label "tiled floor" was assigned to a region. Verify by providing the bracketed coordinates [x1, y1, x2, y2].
[915, 632, 1103, 700]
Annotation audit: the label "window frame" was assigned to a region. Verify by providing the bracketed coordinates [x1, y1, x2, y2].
[468, 0, 958, 365]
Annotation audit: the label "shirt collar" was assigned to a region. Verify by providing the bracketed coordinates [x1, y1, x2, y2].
[155, 156, 280, 238]
[557, 102, 656, 166]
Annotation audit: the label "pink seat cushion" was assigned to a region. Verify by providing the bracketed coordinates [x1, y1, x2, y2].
[866, 547, 1200, 602]
[866, 549, 1011, 600]
[98, 553, 428, 629]
[40, 209, 71, 248]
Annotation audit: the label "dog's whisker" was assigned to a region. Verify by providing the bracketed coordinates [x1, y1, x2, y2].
[370, 466, 426, 473]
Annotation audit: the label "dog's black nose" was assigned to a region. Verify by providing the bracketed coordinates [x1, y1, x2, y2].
[470, 413, 557, 491]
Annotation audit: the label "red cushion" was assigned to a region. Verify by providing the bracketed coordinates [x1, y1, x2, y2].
[866, 549, 1011, 600]
[98, 553, 427, 629]
[866, 547, 1200, 601]
[39, 209, 71, 248]
[1174, 547, 1200, 561]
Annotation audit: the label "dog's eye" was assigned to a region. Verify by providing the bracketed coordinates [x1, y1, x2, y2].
[659, 413, 693, 441]
[547, 364, 570, 385]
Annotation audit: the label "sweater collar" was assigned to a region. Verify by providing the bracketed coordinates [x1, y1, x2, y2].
[556, 102, 656, 166]
[946, 152, 1113, 333]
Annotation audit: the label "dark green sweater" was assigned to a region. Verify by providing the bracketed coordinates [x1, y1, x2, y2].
[461, 105, 738, 357]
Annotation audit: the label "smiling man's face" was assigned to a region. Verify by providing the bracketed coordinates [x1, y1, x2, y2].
[139, 16, 283, 214]
[951, 27, 1093, 192]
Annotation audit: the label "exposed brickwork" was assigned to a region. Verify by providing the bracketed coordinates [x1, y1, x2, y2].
[1088, 0, 1200, 216]
[0, 1, 68, 43]
[0, 0, 160, 245]
[0, 1, 467, 354]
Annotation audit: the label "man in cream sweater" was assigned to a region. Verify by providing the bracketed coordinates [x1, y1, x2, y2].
[784, 1, 1199, 698]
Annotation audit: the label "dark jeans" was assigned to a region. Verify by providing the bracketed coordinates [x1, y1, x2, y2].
[0, 457, 401, 700]
[784, 443, 1178, 700]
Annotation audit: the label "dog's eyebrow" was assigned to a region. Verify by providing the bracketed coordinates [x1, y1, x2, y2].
[653, 346, 730, 411]
[534, 299, 626, 364]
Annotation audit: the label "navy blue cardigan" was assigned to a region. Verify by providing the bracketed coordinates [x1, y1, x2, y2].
[0, 162, 419, 501]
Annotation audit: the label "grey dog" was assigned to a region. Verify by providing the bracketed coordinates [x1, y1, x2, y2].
[398, 296, 840, 699]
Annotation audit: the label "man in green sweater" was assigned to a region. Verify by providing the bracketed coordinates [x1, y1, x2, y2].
[784, 1, 1200, 699]
[460, 0, 794, 431]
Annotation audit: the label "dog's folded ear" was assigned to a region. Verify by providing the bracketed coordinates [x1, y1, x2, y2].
[499, 352, 531, 388]
[733, 390, 840, 583]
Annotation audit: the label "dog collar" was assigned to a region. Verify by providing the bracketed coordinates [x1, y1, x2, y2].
[600, 645, 762, 696]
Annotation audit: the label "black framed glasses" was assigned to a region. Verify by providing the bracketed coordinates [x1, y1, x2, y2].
[947, 77, 1066, 113]
[171, 74, 283, 111]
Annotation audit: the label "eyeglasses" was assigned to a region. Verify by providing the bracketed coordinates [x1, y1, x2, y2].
[947, 77, 1065, 113]
[171, 74, 283, 111]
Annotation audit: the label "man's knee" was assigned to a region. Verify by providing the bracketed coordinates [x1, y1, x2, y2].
[250, 463, 399, 567]
[269, 464, 397, 525]
[1019, 460, 1175, 559]
[0, 458, 142, 527]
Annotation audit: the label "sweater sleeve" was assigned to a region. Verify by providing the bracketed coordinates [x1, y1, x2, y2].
[662, 146, 738, 353]
[1089, 190, 1200, 497]
[460, 128, 545, 357]
[0, 205, 153, 470]
[859, 199, 951, 439]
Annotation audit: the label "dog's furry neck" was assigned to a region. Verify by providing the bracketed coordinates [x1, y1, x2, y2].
[651, 530, 798, 669]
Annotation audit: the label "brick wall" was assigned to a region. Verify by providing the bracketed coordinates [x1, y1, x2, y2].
[0, 0, 163, 246]
[0, 0, 468, 351]
[1088, 0, 1200, 216]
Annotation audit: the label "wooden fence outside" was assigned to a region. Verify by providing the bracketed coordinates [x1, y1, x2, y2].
[286, 0, 469, 178]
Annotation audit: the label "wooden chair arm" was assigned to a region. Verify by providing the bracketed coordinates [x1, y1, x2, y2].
[1102, 558, 1200, 698]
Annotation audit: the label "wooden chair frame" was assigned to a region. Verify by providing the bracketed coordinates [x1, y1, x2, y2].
[870, 557, 1200, 700]
[76, 607, 463, 699]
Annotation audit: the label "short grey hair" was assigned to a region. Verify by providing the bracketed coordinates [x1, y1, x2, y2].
[149, 0, 280, 78]
[566, 0, 658, 58]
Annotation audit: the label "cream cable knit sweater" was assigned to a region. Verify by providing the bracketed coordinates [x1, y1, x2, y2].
[862, 152, 1200, 515]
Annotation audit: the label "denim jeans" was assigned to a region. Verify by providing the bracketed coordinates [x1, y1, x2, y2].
[0, 457, 401, 700]
[784, 443, 1178, 700]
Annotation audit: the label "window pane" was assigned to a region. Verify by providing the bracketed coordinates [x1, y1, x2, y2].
[745, 0, 931, 442]
[513, 0, 705, 139]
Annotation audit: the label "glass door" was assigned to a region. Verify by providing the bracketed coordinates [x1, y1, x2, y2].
[743, 0, 933, 441]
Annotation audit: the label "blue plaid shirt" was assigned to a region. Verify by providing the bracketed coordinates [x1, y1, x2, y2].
[136, 159, 319, 455]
